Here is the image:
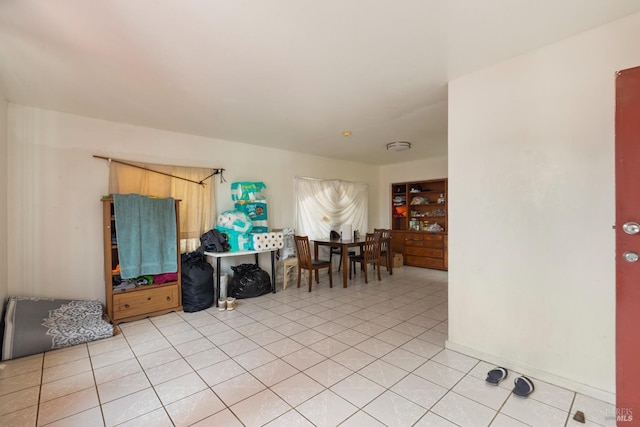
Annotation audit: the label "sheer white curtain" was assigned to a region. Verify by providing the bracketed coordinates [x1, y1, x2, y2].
[109, 160, 215, 253]
[294, 177, 368, 240]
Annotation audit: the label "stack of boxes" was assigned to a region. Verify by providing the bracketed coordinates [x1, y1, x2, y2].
[235, 199, 268, 233]
[231, 181, 268, 233]
[216, 181, 270, 252]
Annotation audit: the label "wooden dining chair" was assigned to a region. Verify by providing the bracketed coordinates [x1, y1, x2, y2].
[374, 228, 393, 275]
[348, 233, 381, 283]
[294, 235, 333, 292]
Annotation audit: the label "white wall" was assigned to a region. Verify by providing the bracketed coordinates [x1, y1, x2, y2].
[448, 12, 640, 401]
[0, 86, 7, 304]
[6, 105, 379, 301]
[378, 156, 448, 227]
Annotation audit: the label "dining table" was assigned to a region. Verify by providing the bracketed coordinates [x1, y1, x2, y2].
[312, 237, 366, 288]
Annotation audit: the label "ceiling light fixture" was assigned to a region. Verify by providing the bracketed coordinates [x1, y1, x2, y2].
[386, 141, 411, 152]
[342, 131, 352, 137]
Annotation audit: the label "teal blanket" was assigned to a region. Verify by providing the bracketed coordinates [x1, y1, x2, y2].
[113, 194, 178, 279]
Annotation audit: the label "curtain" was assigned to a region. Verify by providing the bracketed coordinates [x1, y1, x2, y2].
[294, 177, 368, 241]
[109, 161, 215, 253]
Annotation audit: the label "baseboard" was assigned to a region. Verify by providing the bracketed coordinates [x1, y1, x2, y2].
[445, 340, 615, 405]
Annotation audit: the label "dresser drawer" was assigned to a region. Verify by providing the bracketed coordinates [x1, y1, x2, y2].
[405, 247, 444, 258]
[404, 236, 444, 248]
[113, 285, 179, 320]
[405, 255, 445, 269]
[405, 233, 444, 241]
[421, 234, 444, 241]
[405, 238, 444, 249]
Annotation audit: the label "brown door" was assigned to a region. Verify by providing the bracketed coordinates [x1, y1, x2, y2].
[615, 65, 640, 422]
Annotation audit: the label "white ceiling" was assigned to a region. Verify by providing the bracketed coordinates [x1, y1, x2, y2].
[2, 1, 640, 165]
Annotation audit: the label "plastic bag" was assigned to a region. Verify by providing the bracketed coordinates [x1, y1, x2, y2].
[181, 252, 214, 312]
[216, 210, 253, 234]
[228, 263, 271, 299]
[230, 181, 266, 201]
[280, 228, 295, 259]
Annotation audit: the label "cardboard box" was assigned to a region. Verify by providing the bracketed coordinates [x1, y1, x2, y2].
[383, 253, 403, 267]
[234, 201, 268, 221]
[392, 253, 403, 268]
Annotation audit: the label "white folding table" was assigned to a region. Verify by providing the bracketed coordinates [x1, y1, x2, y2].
[204, 249, 277, 307]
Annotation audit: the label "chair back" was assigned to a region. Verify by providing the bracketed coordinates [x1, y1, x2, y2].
[374, 228, 391, 253]
[362, 232, 381, 262]
[294, 236, 313, 269]
[330, 230, 340, 240]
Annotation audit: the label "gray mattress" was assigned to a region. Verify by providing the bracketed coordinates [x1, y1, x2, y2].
[2, 297, 113, 361]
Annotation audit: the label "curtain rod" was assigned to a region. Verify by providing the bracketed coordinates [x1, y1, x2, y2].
[93, 155, 225, 185]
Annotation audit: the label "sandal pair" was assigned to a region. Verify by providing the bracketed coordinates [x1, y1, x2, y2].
[485, 367, 534, 397]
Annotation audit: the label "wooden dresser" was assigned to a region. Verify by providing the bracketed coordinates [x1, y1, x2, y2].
[102, 196, 183, 323]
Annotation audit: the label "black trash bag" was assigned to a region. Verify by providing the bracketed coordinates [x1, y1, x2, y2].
[228, 263, 271, 299]
[181, 252, 214, 312]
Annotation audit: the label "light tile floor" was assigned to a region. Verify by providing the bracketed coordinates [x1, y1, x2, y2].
[0, 266, 616, 426]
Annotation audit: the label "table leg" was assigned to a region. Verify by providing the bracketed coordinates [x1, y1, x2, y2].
[342, 247, 348, 288]
[388, 249, 393, 275]
[271, 251, 276, 293]
[215, 258, 221, 307]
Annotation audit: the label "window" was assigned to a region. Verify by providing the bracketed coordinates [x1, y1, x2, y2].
[108, 160, 216, 252]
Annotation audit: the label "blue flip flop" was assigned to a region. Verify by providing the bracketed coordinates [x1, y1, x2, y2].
[513, 376, 535, 397]
[486, 367, 508, 385]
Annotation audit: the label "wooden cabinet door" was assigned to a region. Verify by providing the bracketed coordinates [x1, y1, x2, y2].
[390, 231, 405, 254]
